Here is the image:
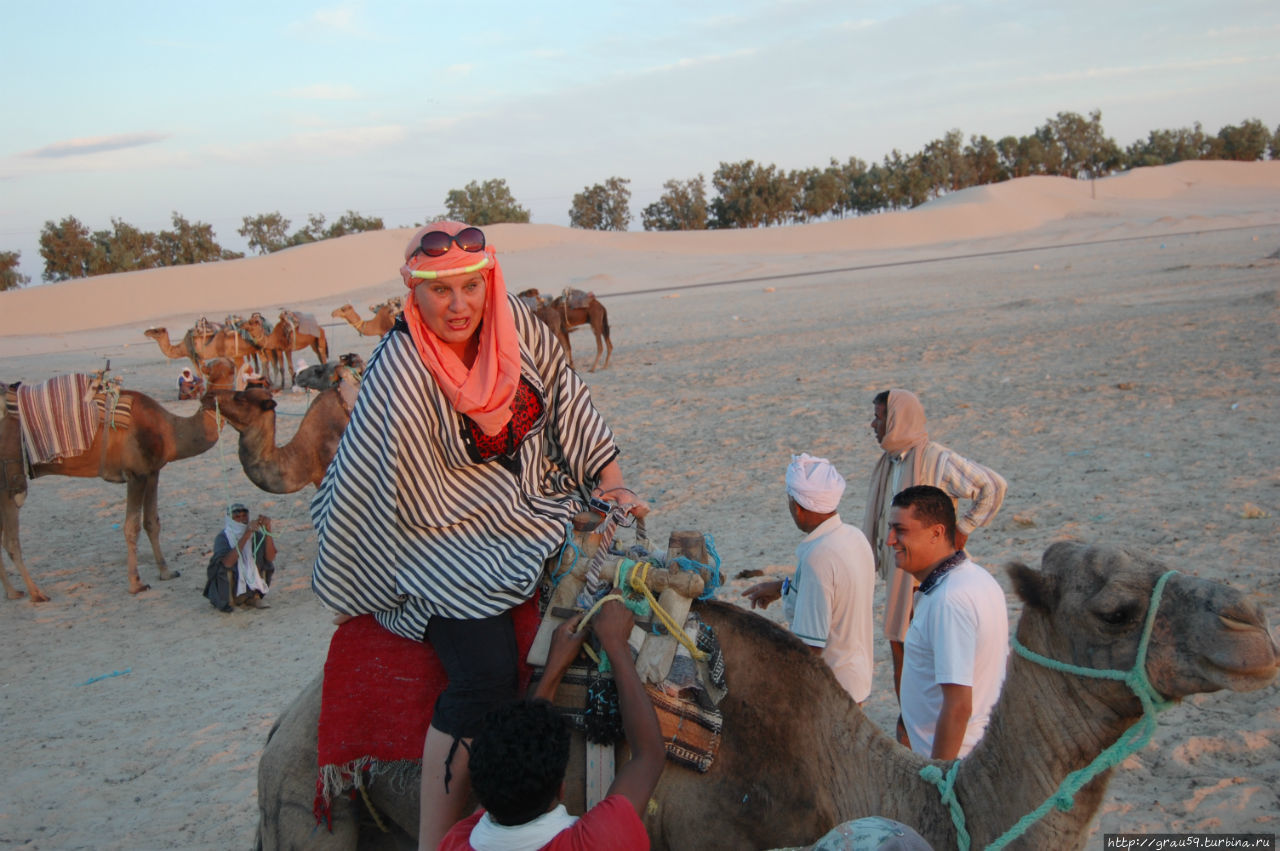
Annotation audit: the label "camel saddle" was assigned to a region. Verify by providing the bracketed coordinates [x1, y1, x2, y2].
[5, 374, 134, 474]
[558, 288, 595, 310]
[282, 310, 322, 340]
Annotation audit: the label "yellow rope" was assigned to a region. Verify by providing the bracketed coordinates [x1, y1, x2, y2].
[574, 592, 625, 666]
[625, 561, 708, 661]
[358, 783, 390, 833]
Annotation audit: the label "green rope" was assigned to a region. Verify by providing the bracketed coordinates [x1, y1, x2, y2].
[921, 569, 1179, 850]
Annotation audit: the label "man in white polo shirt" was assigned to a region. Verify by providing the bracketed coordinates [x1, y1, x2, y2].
[890, 484, 1008, 758]
[743, 453, 876, 704]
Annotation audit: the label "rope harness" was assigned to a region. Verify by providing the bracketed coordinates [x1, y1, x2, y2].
[920, 569, 1179, 850]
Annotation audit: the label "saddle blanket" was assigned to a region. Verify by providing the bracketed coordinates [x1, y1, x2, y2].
[314, 599, 541, 827]
[16, 374, 97, 465]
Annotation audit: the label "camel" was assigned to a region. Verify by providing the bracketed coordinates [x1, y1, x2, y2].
[331, 300, 400, 337]
[516, 289, 575, 368]
[209, 377, 355, 493]
[0, 385, 225, 600]
[294, 355, 366, 392]
[551, 289, 612, 372]
[253, 542, 1278, 850]
[144, 325, 260, 373]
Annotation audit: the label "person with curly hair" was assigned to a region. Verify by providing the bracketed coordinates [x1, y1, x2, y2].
[438, 599, 663, 850]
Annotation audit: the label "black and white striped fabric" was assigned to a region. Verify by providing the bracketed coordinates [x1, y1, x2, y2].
[311, 294, 618, 641]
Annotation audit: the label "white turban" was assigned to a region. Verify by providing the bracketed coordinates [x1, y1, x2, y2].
[786, 453, 846, 514]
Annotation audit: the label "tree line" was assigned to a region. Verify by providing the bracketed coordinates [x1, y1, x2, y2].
[5, 110, 1275, 291]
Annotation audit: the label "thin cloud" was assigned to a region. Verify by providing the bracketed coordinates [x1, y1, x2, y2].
[1018, 55, 1255, 86]
[284, 84, 362, 100]
[22, 132, 170, 159]
[288, 4, 372, 38]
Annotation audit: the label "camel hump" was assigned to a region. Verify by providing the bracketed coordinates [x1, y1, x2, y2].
[13, 374, 102, 465]
[560, 288, 595, 309]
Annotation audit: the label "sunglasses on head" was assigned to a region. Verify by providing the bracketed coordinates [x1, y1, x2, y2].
[413, 227, 486, 258]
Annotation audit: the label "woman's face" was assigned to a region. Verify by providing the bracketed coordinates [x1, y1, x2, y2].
[413, 271, 487, 354]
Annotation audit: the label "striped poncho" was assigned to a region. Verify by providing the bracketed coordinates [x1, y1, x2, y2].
[311, 294, 618, 641]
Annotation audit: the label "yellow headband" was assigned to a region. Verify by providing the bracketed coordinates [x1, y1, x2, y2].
[407, 256, 493, 281]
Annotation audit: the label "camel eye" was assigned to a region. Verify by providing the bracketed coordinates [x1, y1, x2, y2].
[1097, 604, 1139, 627]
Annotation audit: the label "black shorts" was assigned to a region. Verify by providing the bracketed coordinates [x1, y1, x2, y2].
[425, 610, 518, 739]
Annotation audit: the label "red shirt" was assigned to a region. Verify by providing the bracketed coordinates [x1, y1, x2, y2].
[438, 794, 649, 851]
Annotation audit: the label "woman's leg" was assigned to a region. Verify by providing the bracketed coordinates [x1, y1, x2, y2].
[418, 723, 472, 850]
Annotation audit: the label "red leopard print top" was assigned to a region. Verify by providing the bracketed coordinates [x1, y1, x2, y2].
[468, 376, 543, 460]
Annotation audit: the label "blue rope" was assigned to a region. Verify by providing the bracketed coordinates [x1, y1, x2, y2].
[548, 522, 581, 588]
[920, 569, 1179, 850]
[670, 532, 723, 600]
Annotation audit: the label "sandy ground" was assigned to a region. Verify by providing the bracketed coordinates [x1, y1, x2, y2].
[1, 161, 1278, 850]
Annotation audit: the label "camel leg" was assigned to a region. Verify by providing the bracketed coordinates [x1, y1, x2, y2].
[588, 328, 603, 373]
[122, 474, 151, 594]
[0, 495, 49, 602]
[558, 330, 574, 370]
[140, 472, 178, 582]
[602, 330, 612, 370]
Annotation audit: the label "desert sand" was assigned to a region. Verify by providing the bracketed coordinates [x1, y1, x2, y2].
[1, 160, 1277, 850]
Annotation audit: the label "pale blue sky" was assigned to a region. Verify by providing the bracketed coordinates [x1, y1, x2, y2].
[3, 0, 1277, 282]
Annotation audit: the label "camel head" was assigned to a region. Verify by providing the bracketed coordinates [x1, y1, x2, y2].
[143, 327, 166, 340]
[332, 305, 354, 319]
[201, 357, 237, 390]
[1009, 542, 1278, 712]
[210, 387, 278, 433]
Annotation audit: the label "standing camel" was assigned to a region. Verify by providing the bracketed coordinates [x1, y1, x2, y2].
[254, 542, 1277, 850]
[0, 385, 225, 600]
[551, 289, 612, 372]
[209, 377, 355, 493]
[331, 300, 400, 337]
[143, 326, 260, 373]
[516, 290, 574, 367]
[238, 314, 289, 389]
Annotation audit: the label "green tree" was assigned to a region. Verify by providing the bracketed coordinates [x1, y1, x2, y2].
[921, 129, 976, 197]
[444, 179, 530, 225]
[1, 251, 31, 291]
[156, 212, 224, 266]
[1125, 123, 1209, 167]
[964, 134, 1007, 185]
[240, 212, 292, 255]
[793, 162, 843, 222]
[38, 216, 96, 281]
[1034, 110, 1122, 179]
[325, 210, 384, 238]
[90, 218, 160, 274]
[1270, 123, 1280, 160]
[641, 176, 708, 231]
[708, 160, 798, 228]
[289, 213, 328, 246]
[1214, 119, 1270, 161]
[569, 177, 632, 231]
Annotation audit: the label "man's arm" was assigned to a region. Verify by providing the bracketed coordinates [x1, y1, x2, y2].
[593, 600, 665, 815]
[932, 682, 972, 760]
[741, 578, 784, 610]
[937, 450, 1007, 538]
[533, 614, 589, 701]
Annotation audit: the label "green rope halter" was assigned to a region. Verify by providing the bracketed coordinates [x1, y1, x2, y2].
[920, 569, 1179, 850]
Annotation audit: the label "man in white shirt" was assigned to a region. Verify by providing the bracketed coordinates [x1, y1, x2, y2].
[743, 454, 876, 703]
[890, 484, 1008, 759]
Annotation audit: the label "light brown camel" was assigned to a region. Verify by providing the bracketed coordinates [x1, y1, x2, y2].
[0, 386, 225, 601]
[331, 301, 400, 337]
[253, 542, 1278, 850]
[516, 289, 575, 367]
[551, 289, 612, 372]
[238, 313, 291, 389]
[209, 377, 354, 493]
[143, 326, 259, 373]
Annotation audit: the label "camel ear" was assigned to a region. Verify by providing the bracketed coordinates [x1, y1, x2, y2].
[1007, 561, 1058, 612]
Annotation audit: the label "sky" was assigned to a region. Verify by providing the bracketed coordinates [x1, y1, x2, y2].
[3, 0, 1278, 284]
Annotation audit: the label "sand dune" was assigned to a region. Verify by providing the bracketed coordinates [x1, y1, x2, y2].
[1, 161, 1277, 849]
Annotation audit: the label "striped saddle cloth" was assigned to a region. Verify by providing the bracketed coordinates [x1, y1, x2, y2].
[6, 376, 133, 468]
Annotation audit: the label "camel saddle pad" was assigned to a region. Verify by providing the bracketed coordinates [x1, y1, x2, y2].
[93, 392, 132, 432]
[283, 311, 322, 339]
[560, 289, 594, 310]
[15, 374, 98, 466]
[314, 598, 540, 826]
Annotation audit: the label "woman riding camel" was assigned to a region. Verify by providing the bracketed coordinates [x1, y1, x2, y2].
[310, 221, 645, 849]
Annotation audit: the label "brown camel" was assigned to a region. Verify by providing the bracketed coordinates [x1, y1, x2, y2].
[551, 289, 612, 372]
[253, 542, 1277, 850]
[331, 301, 400, 337]
[144, 326, 260, 373]
[516, 290, 575, 367]
[209, 377, 355, 493]
[0, 386, 225, 600]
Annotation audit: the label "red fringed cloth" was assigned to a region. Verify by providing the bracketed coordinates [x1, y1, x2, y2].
[314, 597, 541, 828]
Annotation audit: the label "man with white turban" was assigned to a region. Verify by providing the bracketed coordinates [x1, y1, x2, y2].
[743, 453, 876, 703]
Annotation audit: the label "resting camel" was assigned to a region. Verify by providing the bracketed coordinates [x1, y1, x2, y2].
[294, 355, 366, 393]
[254, 542, 1277, 850]
[144, 326, 260, 373]
[551, 289, 612, 372]
[0, 386, 225, 600]
[209, 377, 355, 493]
[331, 300, 400, 337]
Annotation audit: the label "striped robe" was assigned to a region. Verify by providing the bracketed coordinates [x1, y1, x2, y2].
[310, 294, 618, 641]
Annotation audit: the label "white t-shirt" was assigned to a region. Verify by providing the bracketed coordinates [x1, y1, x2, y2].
[900, 558, 1008, 757]
[782, 515, 876, 703]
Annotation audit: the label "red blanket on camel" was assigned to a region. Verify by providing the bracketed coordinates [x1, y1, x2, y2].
[314, 598, 541, 827]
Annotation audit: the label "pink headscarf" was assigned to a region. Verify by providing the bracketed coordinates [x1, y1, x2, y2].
[399, 222, 522, 436]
